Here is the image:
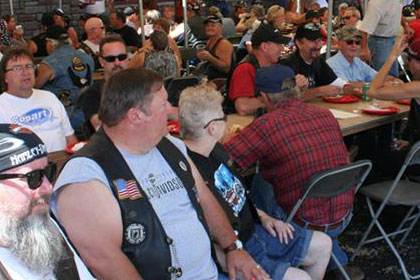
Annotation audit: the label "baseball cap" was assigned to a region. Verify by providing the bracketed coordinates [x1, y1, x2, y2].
[408, 39, 420, 60]
[295, 23, 323, 41]
[414, 0, 420, 9]
[255, 64, 296, 94]
[123, 6, 136, 16]
[0, 124, 47, 173]
[338, 3, 348, 10]
[204, 15, 223, 24]
[251, 23, 290, 47]
[52, 8, 65, 17]
[45, 25, 69, 40]
[337, 25, 362, 41]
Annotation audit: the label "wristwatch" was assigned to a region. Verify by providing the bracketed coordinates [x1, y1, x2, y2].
[223, 239, 243, 254]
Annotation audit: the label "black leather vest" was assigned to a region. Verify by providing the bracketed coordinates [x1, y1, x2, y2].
[71, 128, 211, 280]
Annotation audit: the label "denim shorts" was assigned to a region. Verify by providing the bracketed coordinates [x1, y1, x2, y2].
[244, 223, 313, 280]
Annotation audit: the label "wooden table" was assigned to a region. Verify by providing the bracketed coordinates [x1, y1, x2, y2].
[227, 98, 411, 137]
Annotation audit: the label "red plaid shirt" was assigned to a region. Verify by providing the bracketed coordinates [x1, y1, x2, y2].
[225, 100, 351, 225]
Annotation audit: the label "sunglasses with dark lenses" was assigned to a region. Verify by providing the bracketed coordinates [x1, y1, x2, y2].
[102, 54, 128, 63]
[345, 39, 361, 46]
[203, 115, 228, 129]
[0, 163, 57, 190]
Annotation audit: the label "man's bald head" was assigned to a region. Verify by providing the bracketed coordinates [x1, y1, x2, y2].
[85, 17, 105, 41]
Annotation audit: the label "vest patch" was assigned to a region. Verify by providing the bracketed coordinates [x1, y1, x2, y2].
[179, 161, 187, 171]
[72, 57, 86, 72]
[125, 223, 147, 244]
[113, 179, 142, 200]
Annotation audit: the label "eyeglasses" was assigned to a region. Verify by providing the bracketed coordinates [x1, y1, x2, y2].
[203, 115, 228, 129]
[102, 54, 128, 63]
[345, 39, 361, 46]
[5, 64, 36, 73]
[0, 163, 57, 190]
[343, 15, 357, 20]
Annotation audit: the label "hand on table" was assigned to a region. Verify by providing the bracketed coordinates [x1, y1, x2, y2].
[227, 249, 271, 280]
[320, 85, 342, 96]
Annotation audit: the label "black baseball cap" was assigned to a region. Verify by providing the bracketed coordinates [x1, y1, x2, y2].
[251, 23, 290, 47]
[45, 25, 69, 40]
[295, 23, 323, 41]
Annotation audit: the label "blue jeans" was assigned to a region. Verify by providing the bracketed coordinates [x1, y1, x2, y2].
[296, 212, 353, 270]
[217, 222, 312, 280]
[368, 35, 398, 77]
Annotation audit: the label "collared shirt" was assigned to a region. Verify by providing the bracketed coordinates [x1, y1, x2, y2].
[225, 99, 351, 225]
[358, 0, 403, 37]
[327, 51, 377, 82]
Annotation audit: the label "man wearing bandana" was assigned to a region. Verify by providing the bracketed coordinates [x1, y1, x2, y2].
[0, 123, 94, 279]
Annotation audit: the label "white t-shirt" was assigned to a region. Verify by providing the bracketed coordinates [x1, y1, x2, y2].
[52, 135, 218, 280]
[0, 219, 95, 280]
[358, 0, 403, 37]
[0, 89, 74, 152]
[79, 0, 105, 15]
[82, 40, 100, 54]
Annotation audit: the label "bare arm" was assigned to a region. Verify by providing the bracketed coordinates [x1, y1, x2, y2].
[197, 40, 233, 74]
[234, 97, 265, 116]
[169, 38, 182, 71]
[65, 134, 78, 147]
[57, 180, 143, 279]
[128, 51, 146, 68]
[300, 85, 341, 101]
[35, 63, 54, 89]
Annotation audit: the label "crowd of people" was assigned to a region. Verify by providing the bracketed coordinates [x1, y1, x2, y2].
[0, 0, 420, 279]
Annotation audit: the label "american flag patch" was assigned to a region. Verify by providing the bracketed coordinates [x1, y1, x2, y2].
[113, 179, 142, 200]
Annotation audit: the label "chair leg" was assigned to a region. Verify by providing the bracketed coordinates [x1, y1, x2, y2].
[351, 197, 381, 261]
[399, 207, 420, 246]
[373, 218, 413, 280]
[331, 253, 351, 280]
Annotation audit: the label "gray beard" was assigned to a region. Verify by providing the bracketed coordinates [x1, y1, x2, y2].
[0, 209, 66, 274]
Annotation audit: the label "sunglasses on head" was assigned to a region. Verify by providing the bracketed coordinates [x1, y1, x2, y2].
[102, 53, 128, 63]
[0, 163, 57, 190]
[345, 39, 361, 46]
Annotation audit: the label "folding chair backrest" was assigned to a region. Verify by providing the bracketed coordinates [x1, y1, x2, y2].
[402, 140, 420, 167]
[286, 160, 372, 223]
[304, 160, 372, 199]
[166, 76, 200, 106]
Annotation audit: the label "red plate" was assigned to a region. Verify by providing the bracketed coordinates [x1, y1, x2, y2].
[323, 94, 359, 103]
[396, 99, 411, 105]
[168, 121, 180, 134]
[65, 141, 88, 154]
[361, 106, 400, 115]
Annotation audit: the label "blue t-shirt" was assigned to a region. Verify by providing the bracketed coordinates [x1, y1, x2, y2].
[51, 135, 218, 280]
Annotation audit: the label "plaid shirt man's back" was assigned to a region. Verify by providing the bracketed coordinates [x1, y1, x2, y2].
[225, 99, 351, 225]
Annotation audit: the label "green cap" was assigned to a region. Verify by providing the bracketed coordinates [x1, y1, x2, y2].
[337, 25, 362, 41]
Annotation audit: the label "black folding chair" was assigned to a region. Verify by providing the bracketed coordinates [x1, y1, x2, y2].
[352, 141, 420, 280]
[285, 160, 372, 280]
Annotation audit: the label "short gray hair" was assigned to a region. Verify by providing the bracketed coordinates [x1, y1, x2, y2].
[47, 37, 71, 49]
[266, 80, 301, 104]
[179, 85, 224, 140]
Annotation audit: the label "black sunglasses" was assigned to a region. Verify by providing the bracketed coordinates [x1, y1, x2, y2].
[102, 53, 128, 63]
[345, 39, 361, 46]
[203, 115, 228, 129]
[0, 163, 57, 190]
